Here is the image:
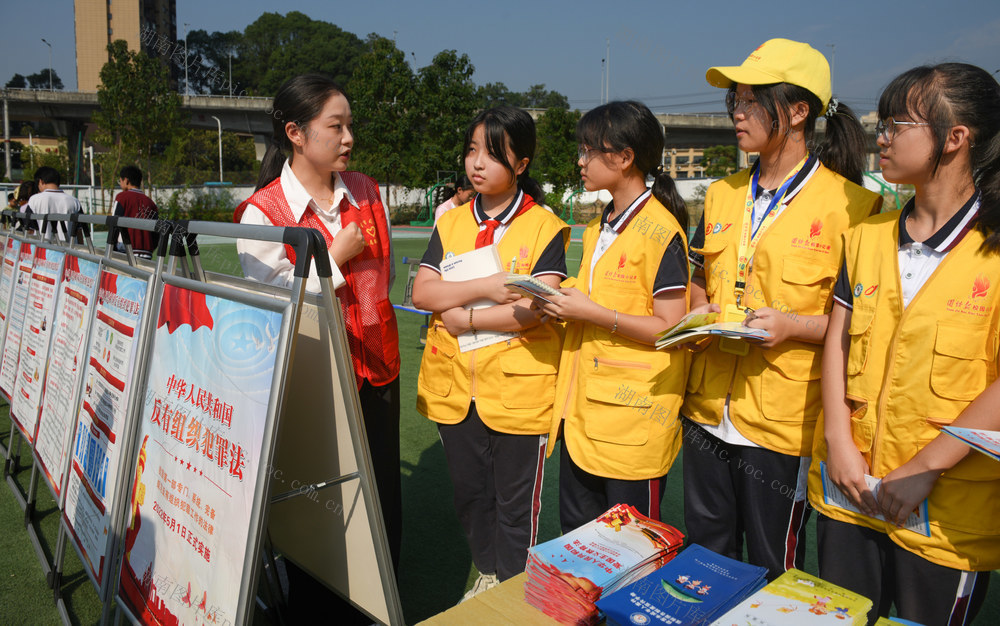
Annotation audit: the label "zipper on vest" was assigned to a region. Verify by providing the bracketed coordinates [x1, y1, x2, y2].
[871, 322, 906, 474]
[592, 356, 652, 371]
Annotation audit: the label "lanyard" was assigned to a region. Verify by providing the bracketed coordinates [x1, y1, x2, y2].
[733, 155, 808, 305]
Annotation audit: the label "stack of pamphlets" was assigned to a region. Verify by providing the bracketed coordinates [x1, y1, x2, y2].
[942, 426, 1000, 462]
[596, 544, 768, 625]
[714, 568, 873, 625]
[654, 312, 769, 350]
[503, 273, 563, 304]
[524, 504, 684, 625]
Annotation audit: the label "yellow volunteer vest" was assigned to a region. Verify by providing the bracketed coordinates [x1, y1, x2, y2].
[547, 197, 690, 480]
[416, 202, 570, 434]
[809, 212, 1000, 571]
[684, 164, 880, 456]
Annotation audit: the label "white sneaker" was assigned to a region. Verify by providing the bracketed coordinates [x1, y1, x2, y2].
[460, 572, 499, 603]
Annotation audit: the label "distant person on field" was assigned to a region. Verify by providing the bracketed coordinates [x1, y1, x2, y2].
[14, 180, 37, 207]
[113, 165, 159, 258]
[6, 193, 15, 210]
[434, 175, 475, 224]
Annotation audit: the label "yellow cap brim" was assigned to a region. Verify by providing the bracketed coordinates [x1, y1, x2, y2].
[706, 65, 785, 89]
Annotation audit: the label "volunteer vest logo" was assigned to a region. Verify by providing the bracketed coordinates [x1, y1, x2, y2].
[946, 273, 994, 317]
[791, 218, 832, 254]
[707, 222, 734, 235]
[853, 282, 879, 299]
[513, 245, 532, 273]
[604, 252, 638, 284]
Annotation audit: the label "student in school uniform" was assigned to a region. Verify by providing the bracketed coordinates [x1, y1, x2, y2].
[681, 38, 881, 580]
[810, 62, 1000, 626]
[434, 175, 475, 224]
[233, 73, 400, 623]
[538, 101, 691, 532]
[413, 106, 569, 599]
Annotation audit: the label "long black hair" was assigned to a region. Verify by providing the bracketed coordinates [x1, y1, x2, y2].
[727, 83, 868, 186]
[576, 100, 687, 233]
[878, 63, 1000, 254]
[462, 106, 544, 201]
[255, 73, 347, 192]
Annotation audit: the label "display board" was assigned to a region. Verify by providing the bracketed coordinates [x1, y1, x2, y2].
[9, 245, 66, 444]
[33, 253, 102, 502]
[117, 279, 292, 626]
[0, 239, 35, 402]
[62, 264, 153, 587]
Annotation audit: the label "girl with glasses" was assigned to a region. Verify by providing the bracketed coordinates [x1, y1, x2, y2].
[810, 63, 1000, 625]
[538, 101, 691, 531]
[681, 39, 881, 581]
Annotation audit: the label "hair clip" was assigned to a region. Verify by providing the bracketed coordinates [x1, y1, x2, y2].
[655, 164, 665, 175]
[826, 98, 839, 118]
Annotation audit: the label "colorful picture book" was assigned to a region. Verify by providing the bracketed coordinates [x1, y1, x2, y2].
[819, 462, 931, 536]
[523, 504, 684, 625]
[942, 426, 1000, 462]
[654, 312, 769, 350]
[596, 543, 768, 625]
[504, 273, 563, 304]
[714, 568, 873, 625]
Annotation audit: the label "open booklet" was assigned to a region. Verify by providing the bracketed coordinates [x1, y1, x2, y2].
[440, 245, 518, 352]
[654, 311, 769, 350]
[942, 426, 1000, 462]
[503, 273, 562, 304]
[819, 461, 931, 536]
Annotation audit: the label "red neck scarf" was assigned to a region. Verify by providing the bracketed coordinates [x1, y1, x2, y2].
[474, 192, 536, 248]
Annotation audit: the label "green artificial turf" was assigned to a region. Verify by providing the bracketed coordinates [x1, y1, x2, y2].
[1, 234, 997, 624]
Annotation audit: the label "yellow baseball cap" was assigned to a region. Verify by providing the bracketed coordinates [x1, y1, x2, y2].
[706, 38, 832, 113]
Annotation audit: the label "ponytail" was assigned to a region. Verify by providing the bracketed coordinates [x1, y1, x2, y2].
[518, 167, 545, 203]
[815, 100, 867, 186]
[650, 168, 688, 234]
[734, 83, 868, 186]
[254, 73, 347, 192]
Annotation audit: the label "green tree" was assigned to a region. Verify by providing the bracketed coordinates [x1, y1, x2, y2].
[702, 145, 738, 177]
[413, 50, 477, 186]
[162, 129, 258, 185]
[237, 12, 363, 95]
[478, 82, 519, 108]
[535, 107, 582, 206]
[521, 84, 569, 109]
[185, 29, 243, 95]
[26, 69, 63, 90]
[5, 74, 26, 89]
[92, 40, 181, 190]
[348, 35, 419, 199]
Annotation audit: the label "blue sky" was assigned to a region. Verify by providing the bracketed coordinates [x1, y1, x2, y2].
[3, 0, 998, 115]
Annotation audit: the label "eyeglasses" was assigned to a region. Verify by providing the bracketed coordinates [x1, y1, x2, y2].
[875, 117, 930, 142]
[725, 92, 759, 115]
[578, 147, 604, 164]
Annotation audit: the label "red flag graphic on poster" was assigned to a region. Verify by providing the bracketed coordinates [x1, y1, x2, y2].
[99, 271, 118, 301]
[65, 255, 79, 275]
[157, 284, 214, 334]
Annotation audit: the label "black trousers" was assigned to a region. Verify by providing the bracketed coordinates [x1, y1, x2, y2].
[558, 441, 668, 534]
[285, 377, 401, 623]
[437, 403, 547, 582]
[681, 418, 810, 581]
[817, 514, 989, 626]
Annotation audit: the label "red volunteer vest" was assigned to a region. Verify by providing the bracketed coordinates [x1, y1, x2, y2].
[234, 173, 400, 388]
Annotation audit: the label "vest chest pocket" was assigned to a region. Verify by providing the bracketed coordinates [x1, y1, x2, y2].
[846, 304, 875, 376]
[417, 326, 456, 397]
[931, 322, 989, 401]
[776, 258, 834, 315]
[695, 239, 730, 300]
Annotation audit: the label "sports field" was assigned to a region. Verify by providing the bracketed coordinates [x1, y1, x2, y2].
[0, 228, 996, 624]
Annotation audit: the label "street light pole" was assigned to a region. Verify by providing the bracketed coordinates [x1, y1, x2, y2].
[826, 44, 836, 93]
[210, 116, 223, 183]
[228, 52, 232, 97]
[41, 39, 52, 90]
[184, 23, 190, 96]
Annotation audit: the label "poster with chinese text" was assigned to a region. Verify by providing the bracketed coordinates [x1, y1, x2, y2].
[0, 237, 20, 327]
[63, 268, 149, 584]
[35, 255, 101, 501]
[10, 246, 66, 443]
[118, 284, 283, 626]
[0, 241, 35, 402]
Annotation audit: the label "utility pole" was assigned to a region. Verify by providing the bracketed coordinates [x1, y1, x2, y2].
[184, 23, 190, 96]
[41, 39, 53, 90]
[210, 116, 223, 182]
[826, 44, 836, 93]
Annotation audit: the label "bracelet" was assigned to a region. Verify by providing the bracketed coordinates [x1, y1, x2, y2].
[611, 309, 618, 334]
[469, 308, 476, 333]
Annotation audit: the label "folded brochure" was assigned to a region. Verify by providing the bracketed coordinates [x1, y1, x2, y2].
[819, 461, 930, 536]
[941, 426, 1000, 462]
[655, 312, 769, 350]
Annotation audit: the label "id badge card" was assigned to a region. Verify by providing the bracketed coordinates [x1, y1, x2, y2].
[719, 304, 749, 356]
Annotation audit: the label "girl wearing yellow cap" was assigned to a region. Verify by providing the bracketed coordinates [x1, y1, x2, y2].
[810, 63, 1000, 625]
[681, 38, 881, 579]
